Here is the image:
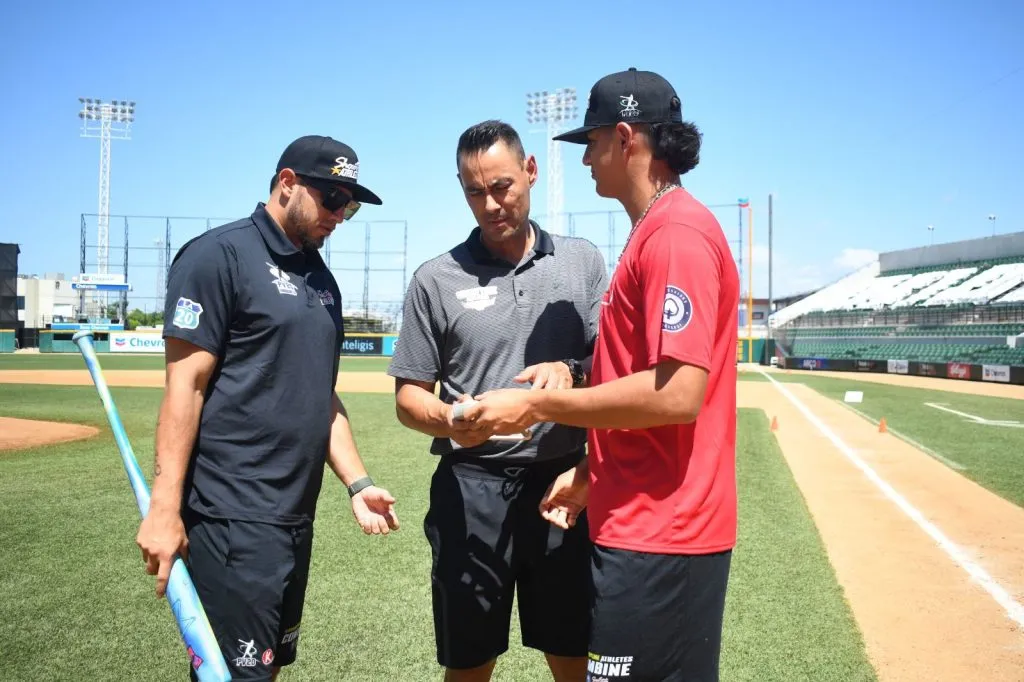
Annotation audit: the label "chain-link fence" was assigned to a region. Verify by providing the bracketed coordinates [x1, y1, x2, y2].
[80, 213, 408, 331]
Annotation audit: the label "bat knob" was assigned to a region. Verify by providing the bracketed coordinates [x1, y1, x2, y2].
[451, 398, 479, 421]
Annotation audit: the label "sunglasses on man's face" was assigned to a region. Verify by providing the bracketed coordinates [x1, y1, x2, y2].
[300, 176, 361, 220]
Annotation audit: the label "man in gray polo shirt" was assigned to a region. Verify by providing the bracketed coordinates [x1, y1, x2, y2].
[387, 120, 607, 682]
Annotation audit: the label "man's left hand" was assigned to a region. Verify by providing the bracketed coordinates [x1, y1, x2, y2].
[461, 388, 539, 435]
[514, 361, 573, 390]
[351, 486, 400, 535]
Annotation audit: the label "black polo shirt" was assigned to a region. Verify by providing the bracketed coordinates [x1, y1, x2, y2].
[162, 203, 344, 526]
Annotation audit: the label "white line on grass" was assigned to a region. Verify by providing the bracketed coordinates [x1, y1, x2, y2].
[834, 400, 967, 471]
[759, 369, 1024, 630]
[924, 402, 1024, 428]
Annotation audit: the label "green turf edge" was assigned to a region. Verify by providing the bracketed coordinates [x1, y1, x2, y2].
[721, 408, 877, 681]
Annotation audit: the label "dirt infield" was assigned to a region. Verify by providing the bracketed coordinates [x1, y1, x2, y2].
[740, 378, 1024, 681]
[0, 370, 395, 393]
[0, 417, 99, 451]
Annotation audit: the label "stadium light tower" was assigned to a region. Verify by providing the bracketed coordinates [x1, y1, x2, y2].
[526, 88, 578, 235]
[78, 97, 135, 313]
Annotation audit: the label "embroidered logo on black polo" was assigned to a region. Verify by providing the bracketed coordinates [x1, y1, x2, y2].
[266, 262, 298, 296]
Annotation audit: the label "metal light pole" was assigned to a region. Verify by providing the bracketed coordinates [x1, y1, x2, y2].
[988, 214, 997, 237]
[155, 238, 166, 315]
[928, 224, 935, 245]
[526, 88, 578, 235]
[78, 97, 135, 315]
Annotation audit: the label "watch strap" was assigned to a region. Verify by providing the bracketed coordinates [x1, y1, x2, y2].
[347, 475, 375, 498]
[561, 358, 586, 388]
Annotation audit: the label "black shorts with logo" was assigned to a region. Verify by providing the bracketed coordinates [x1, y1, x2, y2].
[424, 451, 592, 669]
[183, 511, 313, 682]
[587, 545, 732, 682]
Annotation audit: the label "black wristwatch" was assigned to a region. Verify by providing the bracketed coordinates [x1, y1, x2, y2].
[561, 358, 586, 388]
[347, 475, 375, 498]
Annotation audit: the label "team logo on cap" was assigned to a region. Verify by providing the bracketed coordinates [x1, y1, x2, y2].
[619, 94, 640, 118]
[662, 285, 692, 333]
[330, 156, 359, 180]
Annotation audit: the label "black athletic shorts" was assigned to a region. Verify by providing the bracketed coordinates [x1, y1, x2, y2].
[587, 545, 732, 682]
[423, 451, 592, 669]
[183, 511, 313, 681]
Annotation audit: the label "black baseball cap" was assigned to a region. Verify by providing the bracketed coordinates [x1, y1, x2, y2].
[276, 135, 383, 205]
[553, 67, 683, 145]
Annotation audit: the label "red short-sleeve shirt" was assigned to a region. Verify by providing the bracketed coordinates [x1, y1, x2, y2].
[588, 188, 739, 554]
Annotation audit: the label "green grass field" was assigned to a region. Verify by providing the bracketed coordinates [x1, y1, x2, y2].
[0, 354, 392, 372]
[0, 383, 875, 681]
[741, 370, 1024, 507]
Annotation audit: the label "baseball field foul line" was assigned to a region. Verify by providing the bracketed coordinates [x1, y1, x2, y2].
[758, 369, 1024, 630]
[834, 400, 967, 471]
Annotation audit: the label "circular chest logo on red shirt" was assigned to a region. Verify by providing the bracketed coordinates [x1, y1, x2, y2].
[663, 285, 693, 332]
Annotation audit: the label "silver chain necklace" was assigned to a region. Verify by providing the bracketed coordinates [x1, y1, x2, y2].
[619, 183, 680, 261]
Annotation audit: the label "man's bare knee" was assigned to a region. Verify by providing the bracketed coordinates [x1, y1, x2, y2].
[545, 653, 588, 682]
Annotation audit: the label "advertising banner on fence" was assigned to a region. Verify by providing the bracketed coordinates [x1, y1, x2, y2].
[855, 360, 878, 372]
[917, 362, 940, 377]
[982, 364, 1011, 383]
[341, 336, 383, 356]
[887, 359, 909, 375]
[110, 332, 165, 353]
[947, 362, 971, 380]
[800, 358, 827, 370]
[339, 335, 399, 357]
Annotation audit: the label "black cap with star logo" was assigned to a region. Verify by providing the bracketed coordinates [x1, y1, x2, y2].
[276, 135, 383, 205]
[553, 67, 683, 145]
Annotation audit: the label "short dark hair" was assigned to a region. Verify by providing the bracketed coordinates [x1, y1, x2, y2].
[646, 121, 702, 176]
[270, 173, 279, 193]
[456, 120, 526, 168]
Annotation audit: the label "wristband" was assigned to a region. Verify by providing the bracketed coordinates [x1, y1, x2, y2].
[347, 475, 375, 498]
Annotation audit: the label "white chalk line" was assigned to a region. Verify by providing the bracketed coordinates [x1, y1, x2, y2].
[759, 369, 1024, 630]
[924, 402, 1024, 428]
[835, 400, 967, 471]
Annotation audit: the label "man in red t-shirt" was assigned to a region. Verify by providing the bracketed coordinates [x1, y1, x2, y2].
[463, 67, 739, 681]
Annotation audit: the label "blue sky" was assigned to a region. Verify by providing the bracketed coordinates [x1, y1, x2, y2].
[1, 0, 1021, 311]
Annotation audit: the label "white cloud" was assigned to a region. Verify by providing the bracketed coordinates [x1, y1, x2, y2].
[833, 248, 878, 272]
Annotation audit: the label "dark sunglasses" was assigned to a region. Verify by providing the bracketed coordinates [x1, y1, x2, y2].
[299, 176, 361, 220]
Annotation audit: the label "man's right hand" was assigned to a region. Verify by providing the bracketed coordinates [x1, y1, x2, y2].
[447, 397, 495, 449]
[136, 507, 188, 598]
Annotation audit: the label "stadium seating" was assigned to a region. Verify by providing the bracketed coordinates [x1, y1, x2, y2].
[771, 251, 1024, 368]
[784, 323, 1024, 339]
[788, 340, 1024, 365]
[769, 255, 1024, 330]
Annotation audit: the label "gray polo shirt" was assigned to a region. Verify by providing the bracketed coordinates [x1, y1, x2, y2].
[387, 222, 608, 463]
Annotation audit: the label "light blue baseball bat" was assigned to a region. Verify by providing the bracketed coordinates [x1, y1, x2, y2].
[72, 330, 232, 682]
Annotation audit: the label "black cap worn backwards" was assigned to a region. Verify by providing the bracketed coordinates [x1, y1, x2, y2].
[276, 135, 383, 205]
[553, 67, 683, 145]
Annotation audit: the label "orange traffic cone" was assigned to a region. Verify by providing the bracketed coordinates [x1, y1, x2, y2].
[770, 416, 778, 432]
[878, 417, 888, 434]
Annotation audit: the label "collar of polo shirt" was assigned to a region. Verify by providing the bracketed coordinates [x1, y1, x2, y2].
[465, 220, 555, 265]
[254, 202, 305, 257]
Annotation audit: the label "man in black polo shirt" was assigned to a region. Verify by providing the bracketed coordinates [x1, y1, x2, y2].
[387, 120, 608, 682]
[138, 135, 400, 681]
